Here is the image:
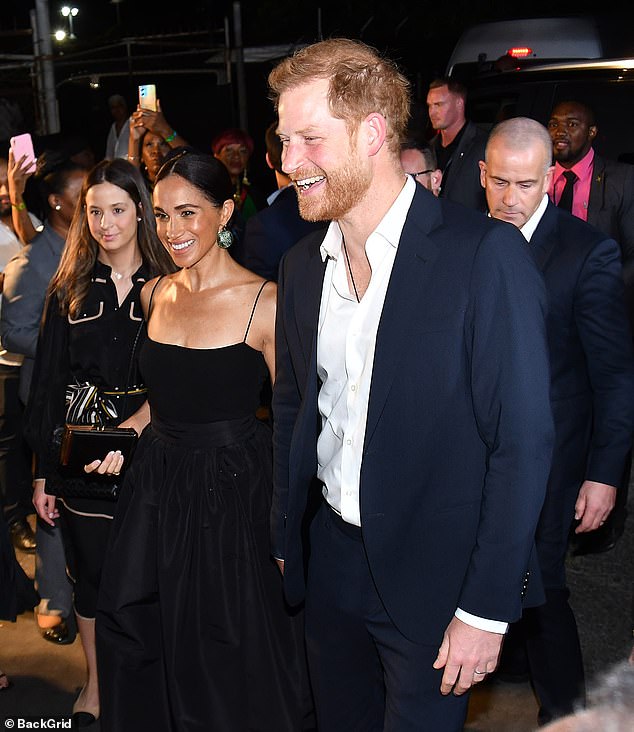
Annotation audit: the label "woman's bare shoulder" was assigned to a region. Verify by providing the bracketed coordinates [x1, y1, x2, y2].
[140, 272, 179, 315]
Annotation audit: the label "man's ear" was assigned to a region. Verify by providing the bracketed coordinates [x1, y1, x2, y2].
[478, 160, 487, 189]
[431, 169, 442, 195]
[588, 125, 598, 141]
[364, 113, 388, 157]
[265, 152, 275, 170]
[543, 165, 555, 195]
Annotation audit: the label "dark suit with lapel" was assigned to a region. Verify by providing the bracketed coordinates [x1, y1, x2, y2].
[430, 120, 488, 213]
[519, 201, 634, 723]
[565, 153, 634, 556]
[587, 154, 634, 287]
[272, 185, 554, 726]
[239, 186, 324, 281]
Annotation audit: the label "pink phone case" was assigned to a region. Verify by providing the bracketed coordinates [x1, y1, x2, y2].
[10, 133, 37, 174]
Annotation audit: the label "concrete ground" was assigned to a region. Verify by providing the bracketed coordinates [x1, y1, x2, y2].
[2, 485, 632, 731]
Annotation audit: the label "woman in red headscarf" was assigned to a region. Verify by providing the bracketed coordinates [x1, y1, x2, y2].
[211, 128, 265, 222]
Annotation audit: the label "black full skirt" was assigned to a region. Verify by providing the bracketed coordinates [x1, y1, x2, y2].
[96, 415, 307, 732]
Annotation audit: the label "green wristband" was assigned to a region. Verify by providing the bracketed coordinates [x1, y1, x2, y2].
[11, 201, 26, 211]
[164, 130, 177, 143]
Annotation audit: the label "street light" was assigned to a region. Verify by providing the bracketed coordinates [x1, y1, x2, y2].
[54, 29, 67, 42]
[61, 6, 79, 39]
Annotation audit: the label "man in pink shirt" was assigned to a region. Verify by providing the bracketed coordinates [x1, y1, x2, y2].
[548, 101, 634, 270]
[548, 100, 634, 555]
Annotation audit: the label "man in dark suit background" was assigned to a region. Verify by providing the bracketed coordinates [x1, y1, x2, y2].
[481, 117, 634, 726]
[236, 121, 323, 281]
[427, 77, 488, 212]
[270, 39, 554, 731]
[548, 99, 634, 555]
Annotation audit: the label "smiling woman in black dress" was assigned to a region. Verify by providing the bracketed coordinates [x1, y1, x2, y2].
[26, 159, 175, 725]
[95, 152, 307, 732]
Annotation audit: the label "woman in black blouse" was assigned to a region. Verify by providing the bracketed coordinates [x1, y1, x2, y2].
[26, 158, 175, 726]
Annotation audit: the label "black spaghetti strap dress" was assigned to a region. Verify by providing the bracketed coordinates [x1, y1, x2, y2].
[96, 282, 307, 732]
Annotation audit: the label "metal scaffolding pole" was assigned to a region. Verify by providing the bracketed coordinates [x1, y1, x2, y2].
[232, 1, 248, 131]
[33, 0, 60, 134]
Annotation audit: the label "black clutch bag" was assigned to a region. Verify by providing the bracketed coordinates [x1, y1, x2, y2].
[45, 424, 138, 501]
[58, 424, 138, 478]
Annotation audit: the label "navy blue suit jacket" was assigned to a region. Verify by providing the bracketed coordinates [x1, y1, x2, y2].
[272, 185, 555, 644]
[530, 203, 634, 508]
[238, 186, 324, 281]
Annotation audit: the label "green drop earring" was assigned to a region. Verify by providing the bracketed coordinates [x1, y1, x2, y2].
[216, 226, 233, 249]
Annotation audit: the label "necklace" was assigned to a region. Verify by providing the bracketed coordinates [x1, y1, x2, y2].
[111, 260, 142, 281]
[342, 238, 360, 303]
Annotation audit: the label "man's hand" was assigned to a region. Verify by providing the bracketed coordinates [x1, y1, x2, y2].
[574, 480, 617, 533]
[433, 616, 504, 695]
[275, 558, 285, 575]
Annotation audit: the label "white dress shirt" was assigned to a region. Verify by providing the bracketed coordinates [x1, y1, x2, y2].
[317, 176, 415, 526]
[316, 176, 507, 634]
[520, 194, 549, 243]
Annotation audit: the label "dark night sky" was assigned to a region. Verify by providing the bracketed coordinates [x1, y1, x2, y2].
[2, 2, 627, 77]
[1, 2, 628, 187]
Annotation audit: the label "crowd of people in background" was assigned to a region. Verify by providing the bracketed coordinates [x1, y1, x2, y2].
[0, 37, 633, 732]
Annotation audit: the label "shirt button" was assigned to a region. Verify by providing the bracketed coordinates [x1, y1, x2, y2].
[350, 384, 356, 392]
[346, 439, 352, 446]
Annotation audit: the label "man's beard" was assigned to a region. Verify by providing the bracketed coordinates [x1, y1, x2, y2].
[295, 153, 372, 222]
[0, 200, 11, 219]
[552, 144, 580, 165]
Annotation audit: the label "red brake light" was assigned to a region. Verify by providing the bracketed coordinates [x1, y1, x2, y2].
[507, 47, 533, 58]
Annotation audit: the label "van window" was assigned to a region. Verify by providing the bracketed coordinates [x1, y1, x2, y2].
[469, 93, 520, 130]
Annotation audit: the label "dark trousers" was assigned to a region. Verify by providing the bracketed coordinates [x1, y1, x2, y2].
[502, 471, 585, 726]
[0, 363, 33, 524]
[304, 503, 469, 732]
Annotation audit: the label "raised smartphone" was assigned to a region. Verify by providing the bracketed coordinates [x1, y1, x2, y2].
[138, 84, 157, 111]
[9, 132, 37, 174]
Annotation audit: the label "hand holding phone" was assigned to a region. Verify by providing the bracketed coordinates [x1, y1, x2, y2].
[138, 84, 157, 112]
[9, 133, 37, 174]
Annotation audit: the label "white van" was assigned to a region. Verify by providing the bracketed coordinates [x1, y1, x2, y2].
[446, 16, 603, 77]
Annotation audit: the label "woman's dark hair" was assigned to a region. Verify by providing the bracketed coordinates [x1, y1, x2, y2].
[51, 158, 176, 317]
[33, 150, 86, 215]
[155, 151, 234, 207]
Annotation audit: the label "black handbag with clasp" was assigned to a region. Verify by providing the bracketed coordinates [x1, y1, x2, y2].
[45, 424, 138, 501]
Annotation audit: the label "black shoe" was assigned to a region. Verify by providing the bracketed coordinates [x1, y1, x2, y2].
[9, 517, 37, 553]
[41, 619, 75, 645]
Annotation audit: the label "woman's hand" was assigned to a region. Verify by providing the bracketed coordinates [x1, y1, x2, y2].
[33, 478, 58, 526]
[127, 106, 146, 169]
[8, 148, 35, 201]
[134, 100, 172, 141]
[84, 450, 125, 476]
